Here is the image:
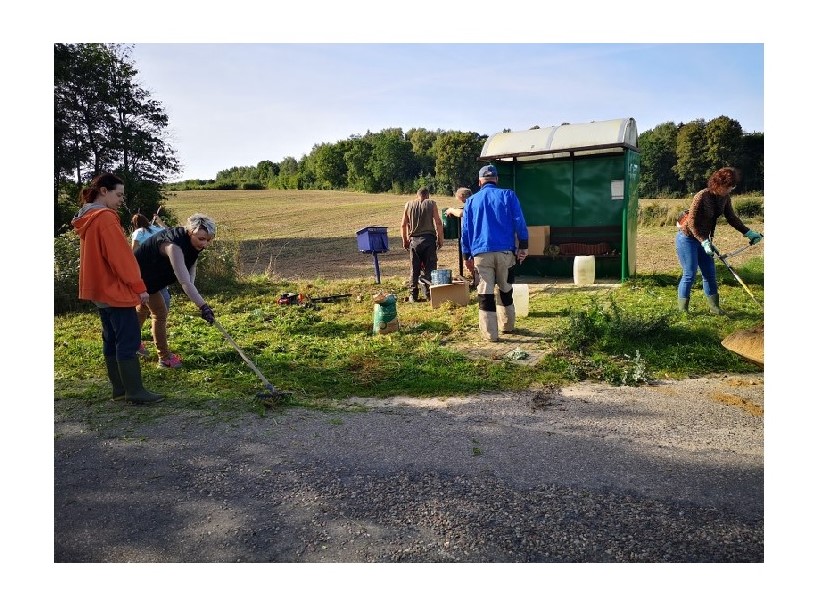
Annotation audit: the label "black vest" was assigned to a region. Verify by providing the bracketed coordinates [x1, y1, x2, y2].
[135, 226, 201, 293]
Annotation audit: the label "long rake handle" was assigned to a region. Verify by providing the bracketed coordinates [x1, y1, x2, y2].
[213, 319, 273, 386]
[713, 247, 763, 309]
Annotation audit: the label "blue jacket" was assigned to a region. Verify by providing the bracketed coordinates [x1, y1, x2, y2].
[461, 182, 529, 258]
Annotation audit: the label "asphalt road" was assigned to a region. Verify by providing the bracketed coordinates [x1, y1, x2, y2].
[54, 373, 763, 565]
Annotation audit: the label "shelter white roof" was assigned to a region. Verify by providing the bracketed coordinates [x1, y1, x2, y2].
[479, 117, 638, 162]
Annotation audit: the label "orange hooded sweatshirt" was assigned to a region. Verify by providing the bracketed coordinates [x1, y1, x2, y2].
[71, 204, 147, 307]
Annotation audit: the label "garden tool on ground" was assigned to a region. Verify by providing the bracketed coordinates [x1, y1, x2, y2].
[710, 242, 762, 309]
[212, 319, 291, 404]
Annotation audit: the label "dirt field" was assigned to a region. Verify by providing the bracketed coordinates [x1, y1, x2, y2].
[166, 190, 763, 281]
[241, 222, 765, 282]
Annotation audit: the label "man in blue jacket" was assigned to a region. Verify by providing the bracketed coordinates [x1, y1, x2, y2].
[461, 164, 529, 341]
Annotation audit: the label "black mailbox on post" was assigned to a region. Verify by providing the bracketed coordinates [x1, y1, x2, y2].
[356, 226, 389, 283]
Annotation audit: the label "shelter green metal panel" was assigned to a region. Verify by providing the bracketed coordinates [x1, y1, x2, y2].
[480, 118, 640, 281]
[496, 159, 573, 226]
[573, 156, 626, 227]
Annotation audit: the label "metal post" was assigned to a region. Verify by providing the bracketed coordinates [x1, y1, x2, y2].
[621, 205, 628, 283]
[372, 252, 381, 284]
[457, 216, 463, 277]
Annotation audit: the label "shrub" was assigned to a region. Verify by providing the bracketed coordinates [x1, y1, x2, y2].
[54, 231, 87, 314]
[555, 297, 666, 385]
[194, 224, 242, 290]
[733, 195, 764, 218]
[637, 199, 690, 227]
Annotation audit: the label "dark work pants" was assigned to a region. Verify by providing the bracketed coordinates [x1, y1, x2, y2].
[410, 235, 437, 298]
[98, 306, 141, 360]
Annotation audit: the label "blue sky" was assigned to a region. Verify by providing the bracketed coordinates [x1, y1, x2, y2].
[129, 43, 764, 181]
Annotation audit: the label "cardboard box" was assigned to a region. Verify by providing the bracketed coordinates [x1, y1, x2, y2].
[522, 225, 550, 256]
[429, 282, 470, 309]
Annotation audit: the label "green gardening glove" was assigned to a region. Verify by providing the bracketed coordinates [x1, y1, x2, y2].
[744, 229, 763, 245]
[701, 239, 715, 256]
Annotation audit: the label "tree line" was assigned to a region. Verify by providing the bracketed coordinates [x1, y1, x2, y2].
[54, 43, 764, 236]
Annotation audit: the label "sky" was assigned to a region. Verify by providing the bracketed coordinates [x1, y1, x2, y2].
[128, 43, 764, 182]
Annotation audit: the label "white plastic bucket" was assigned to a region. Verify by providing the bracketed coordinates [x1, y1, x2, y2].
[573, 256, 596, 286]
[513, 284, 529, 317]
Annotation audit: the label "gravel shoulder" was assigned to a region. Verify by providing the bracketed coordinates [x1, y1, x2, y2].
[54, 373, 763, 564]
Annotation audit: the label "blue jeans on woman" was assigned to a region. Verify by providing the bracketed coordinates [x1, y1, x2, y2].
[675, 231, 718, 299]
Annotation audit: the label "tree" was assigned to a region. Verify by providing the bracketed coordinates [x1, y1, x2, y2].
[675, 120, 708, 193]
[256, 160, 279, 186]
[406, 127, 438, 177]
[704, 116, 743, 171]
[311, 142, 348, 190]
[367, 129, 416, 193]
[344, 136, 375, 192]
[54, 43, 180, 234]
[739, 132, 764, 192]
[273, 156, 300, 190]
[638, 122, 680, 197]
[433, 131, 485, 195]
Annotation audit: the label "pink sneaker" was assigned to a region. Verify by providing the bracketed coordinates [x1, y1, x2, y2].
[137, 342, 149, 357]
[158, 353, 182, 369]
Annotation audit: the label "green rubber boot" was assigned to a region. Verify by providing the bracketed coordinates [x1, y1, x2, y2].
[706, 293, 724, 316]
[117, 358, 164, 404]
[677, 297, 689, 313]
[105, 356, 125, 401]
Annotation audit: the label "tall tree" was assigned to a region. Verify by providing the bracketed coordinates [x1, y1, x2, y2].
[367, 129, 416, 193]
[54, 43, 180, 233]
[433, 131, 485, 195]
[638, 122, 680, 197]
[739, 132, 764, 192]
[274, 156, 300, 190]
[675, 120, 708, 193]
[344, 136, 375, 192]
[406, 127, 438, 178]
[311, 142, 348, 190]
[704, 115, 743, 172]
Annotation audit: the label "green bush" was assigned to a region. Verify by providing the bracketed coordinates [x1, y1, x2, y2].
[241, 181, 264, 190]
[54, 231, 84, 314]
[211, 181, 239, 190]
[733, 195, 764, 218]
[193, 225, 242, 290]
[637, 199, 690, 227]
[555, 297, 668, 385]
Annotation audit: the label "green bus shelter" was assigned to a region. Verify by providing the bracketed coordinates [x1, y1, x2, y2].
[478, 117, 640, 281]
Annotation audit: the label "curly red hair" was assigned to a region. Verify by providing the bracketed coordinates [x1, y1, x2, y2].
[708, 167, 741, 195]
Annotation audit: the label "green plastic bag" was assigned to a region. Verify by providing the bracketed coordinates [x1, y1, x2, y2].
[373, 293, 399, 334]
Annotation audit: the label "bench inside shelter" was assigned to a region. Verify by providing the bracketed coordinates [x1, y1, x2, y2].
[538, 224, 623, 258]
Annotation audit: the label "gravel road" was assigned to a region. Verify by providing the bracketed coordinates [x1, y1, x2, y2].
[54, 373, 763, 563]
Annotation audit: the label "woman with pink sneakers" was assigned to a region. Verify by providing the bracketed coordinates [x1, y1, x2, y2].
[134, 213, 217, 369]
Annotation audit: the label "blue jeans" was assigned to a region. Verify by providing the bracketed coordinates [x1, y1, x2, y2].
[98, 306, 142, 360]
[676, 231, 717, 299]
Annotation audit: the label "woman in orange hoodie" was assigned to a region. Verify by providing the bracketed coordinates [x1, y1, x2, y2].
[71, 173, 163, 404]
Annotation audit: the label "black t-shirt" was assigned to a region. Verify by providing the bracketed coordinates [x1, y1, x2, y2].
[135, 226, 201, 294]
